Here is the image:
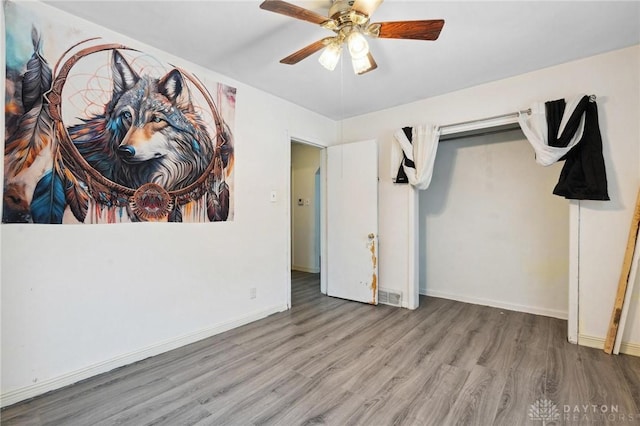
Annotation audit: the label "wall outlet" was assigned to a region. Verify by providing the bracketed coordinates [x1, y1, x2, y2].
[249, 288, 257, 299]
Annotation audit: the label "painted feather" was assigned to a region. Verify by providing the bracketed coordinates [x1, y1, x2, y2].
[30, 168, 66, 224]
[62, 166, 90, 223]
[207, 191, 220, 222]
[217, 181, 230, 221]
[219, 121, 235, 172]
[168, 203, 183, 223]
[206, 181, 229, 222]
[21, 27, 52, 112]
[4, 28, 54, 177]
[4, 103, 54, 177]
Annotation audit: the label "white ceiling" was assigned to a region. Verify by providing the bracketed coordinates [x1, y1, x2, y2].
[45, 1, 640, 120]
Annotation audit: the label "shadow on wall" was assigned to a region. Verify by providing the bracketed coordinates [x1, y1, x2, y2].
[422, 129, 528, 216]
[417, 128, 570, 312]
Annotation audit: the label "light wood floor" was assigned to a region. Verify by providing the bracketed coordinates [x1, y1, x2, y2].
[2, 271, 640, 425]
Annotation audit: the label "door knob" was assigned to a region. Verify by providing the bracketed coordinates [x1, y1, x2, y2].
[368, 233, 375, 240]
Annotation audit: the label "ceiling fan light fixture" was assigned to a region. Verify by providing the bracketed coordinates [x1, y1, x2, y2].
[318, 42, 342, 71]
[347, 29, 369, 59]
[259, 0, 445, 75]
[351, 53, 373, 75]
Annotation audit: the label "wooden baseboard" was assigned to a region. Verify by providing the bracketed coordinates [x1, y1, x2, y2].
[421, 289, 568, 320]
[0, 304, 288, 408]
[579, 334, 640, 357]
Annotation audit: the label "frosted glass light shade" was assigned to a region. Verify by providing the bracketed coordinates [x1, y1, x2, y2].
[352, 54, 373, 75]
[318, 43, 342, 71]
[347, 31, 369, 59]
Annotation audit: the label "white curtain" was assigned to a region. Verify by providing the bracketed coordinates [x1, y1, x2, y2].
[393, 124, 441, 190]
[518, 95, 586, 166]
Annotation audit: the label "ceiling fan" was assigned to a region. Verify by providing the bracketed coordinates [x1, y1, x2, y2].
[259, 0, 445, 75]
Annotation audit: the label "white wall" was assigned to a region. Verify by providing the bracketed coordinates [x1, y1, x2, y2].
[291, 143, 321, 273]
[420, 129, 569, 318]
[2, 3, 639, 408]
[342, 45, 640, 352]
[0, 1, 337, 405]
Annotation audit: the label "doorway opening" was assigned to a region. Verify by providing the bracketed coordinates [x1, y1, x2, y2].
[290, 140, 323, 306]
[418, 128, 570, 319]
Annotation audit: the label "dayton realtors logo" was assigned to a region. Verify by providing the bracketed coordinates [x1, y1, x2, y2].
[563, 404, 639, 423]
[529, 398, 640, 424]
[528, 399, 560, 423]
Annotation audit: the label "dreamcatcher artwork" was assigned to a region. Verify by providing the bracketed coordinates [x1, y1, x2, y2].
[3, 3, 236, 224]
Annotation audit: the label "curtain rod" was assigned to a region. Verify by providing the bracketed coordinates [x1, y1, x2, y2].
[440, 94, 597, 132]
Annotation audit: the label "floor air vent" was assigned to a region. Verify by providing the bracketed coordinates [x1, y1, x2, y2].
[378, 288, 402, 307]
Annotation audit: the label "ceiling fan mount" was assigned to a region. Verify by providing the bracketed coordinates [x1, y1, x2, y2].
[260, 0, 445, 75]
[324, 0, 370, 29]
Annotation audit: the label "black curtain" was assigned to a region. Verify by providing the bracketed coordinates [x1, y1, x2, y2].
[545, 96, 609, 200]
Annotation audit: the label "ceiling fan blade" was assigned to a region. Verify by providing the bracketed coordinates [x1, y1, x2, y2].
[260, 0, 329, 25]
[280, 38, 330, 65]
[374, 19, 445, 40]
[356, 53, 378, 75]
[351, 0, 384, 17]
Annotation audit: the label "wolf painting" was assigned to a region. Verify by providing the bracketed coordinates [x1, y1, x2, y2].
[68, 51, 216, 191]
[3, 14, 235, 224]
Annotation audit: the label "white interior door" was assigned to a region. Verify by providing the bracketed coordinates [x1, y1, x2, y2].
[327, 140, 379, 304]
